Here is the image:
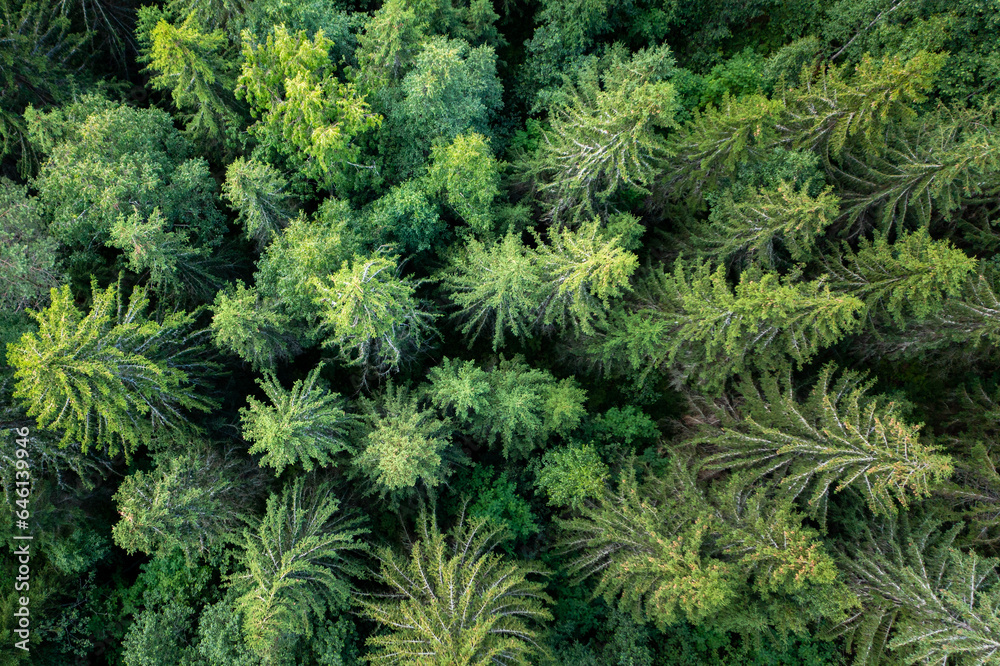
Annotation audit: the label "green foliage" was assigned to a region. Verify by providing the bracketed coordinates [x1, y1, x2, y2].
[397, 36, 502, 146]
[536, 443, 609, 509]
[522, 45, 678, 223]
[823, 228, 977, 327]
[353, 383, 457, 500]
[595, 260, 863, 390]
[8, 281, 217, 456]
[27, 97, 225, 249]
[698, 181, 840, 267]
[360, 508, 553, 665]
[830, 516, 1000, 665]
[560, 460, 854, 636]
[112, 447, 257, 558]
[311, 253, 437, 377]
[424, 132, 501, 232]
[459, 467, 539, 542]
[352, 0, 426, 92]
[439, 233, 546, 349]
[0, 178, 61, 310]
[236, 26, 381, 185]
[701, 364, 953, 519]
[359, 180, 448, 255]
[240, 364, 353, 475]
[222, 157, 296, 248]
[230, 476, 367, 661]
[425, 356, 587, 458]
[210, 282, 295, 370]
[137, 9, 238, 144]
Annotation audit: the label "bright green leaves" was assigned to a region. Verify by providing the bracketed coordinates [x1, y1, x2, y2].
[361, 509, 552, 666]
[236, 26, 381, 184]
[440, 223, 637, 348]
[353, 383, 457, 500]
[8, 282, 217, 456]
[823, 228, 977, 327]
[536, 443, 609, 509]
[701, 365, 953, 519]
[311, 253, 437, 377]
[210, 282, 294, 370]
[240, 364, 353, 475]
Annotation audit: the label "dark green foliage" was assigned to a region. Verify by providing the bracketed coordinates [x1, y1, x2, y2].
[9, 2, 1000, 664]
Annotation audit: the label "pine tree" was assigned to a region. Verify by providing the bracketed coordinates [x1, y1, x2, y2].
[425, 356, 586, 459]
[112, 445, 259, 558]
[438, 233, 546, 350]
[559, 460, 852, 635]
[594, 260, 864, 390]
[360, 507, 552, 665]
[210, 282, 295, 371]
[240, 364, 353, 476]
[524, 45, 678, 223]
[8, 281, 217, 456]
[311, 253, 437, 378]
[137, 10, 238, 144]
[822, 228, 976, 327]
[697, 180, 840, 267]
[0, 178, 61, 310]
[533, 220, 637, 335]
[236, 26, 381, 184]
[353, 383, 458, 500]
[230, 477, 367, 660]
[352, 0, 426, 92]
[829, 515, 1000, 666]
[700, 364, 953, 519]
[222, 158, 296, 248]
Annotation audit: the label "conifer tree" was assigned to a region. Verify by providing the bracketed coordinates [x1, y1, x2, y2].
[210, 282, 295, 370]
[108, 208, 222, 301]
[0, 178, 61, 310]
[352, 0, 426, 93]
[559, 460, 853, 635]
[424, 132, 501, 233]
[237, 26, 381, 184]
[231, 477, 367, 660]
[700, 364, 953, 519]
[8, 281, 217, 456]
[698, 180, 840, 267]
[830, 516, 1000, 666]
[822, 228, 976, 327]
[594, 259, 863, 390]
[353, 383, 457, 500]
[112, 446, 259, 558]
[137, 10, 238, 143]
[533, 220, 637, 335]
[240, 364, 353, 476]
[311, 253, 437, 378]
[525, 45, 678, 223]
[360, 507, 552, 665]
[439, 233, 546, 350]
[222, 158, 296, 248]
[425, 356, 586, 458]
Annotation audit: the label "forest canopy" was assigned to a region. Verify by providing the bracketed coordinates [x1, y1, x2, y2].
[3, 0, 1000, 664]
